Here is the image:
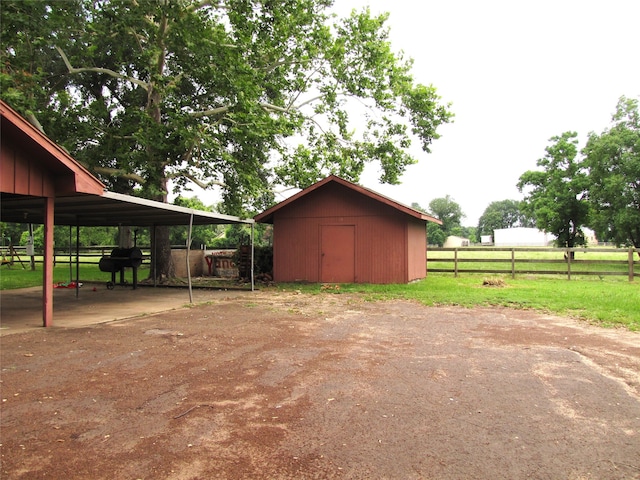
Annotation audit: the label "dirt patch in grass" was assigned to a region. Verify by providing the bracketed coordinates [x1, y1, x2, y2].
[482, 277, 507, 287]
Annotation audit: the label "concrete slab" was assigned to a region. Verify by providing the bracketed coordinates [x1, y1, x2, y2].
[0, 283, 253, 335]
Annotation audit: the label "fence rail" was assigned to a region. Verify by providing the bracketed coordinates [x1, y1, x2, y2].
[0, 246, 152, 266]
[427, 247, 639, 281]
[52, 246, 152, 265]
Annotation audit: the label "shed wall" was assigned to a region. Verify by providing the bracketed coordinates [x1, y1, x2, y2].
[407, 219, 427, 281]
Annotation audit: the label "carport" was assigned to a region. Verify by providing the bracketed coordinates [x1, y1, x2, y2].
[1, 100, 254, 328]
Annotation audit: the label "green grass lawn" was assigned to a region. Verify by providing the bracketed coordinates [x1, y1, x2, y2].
[277, 274, 640, 331]
[0, 263, 146, 290]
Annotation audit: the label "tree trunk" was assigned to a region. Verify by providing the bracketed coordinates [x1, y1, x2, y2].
[565, 240, 576, 260]
[118, 226, 133, 248]
[150, 225, 175, 283]
[146, 12, 175, 283]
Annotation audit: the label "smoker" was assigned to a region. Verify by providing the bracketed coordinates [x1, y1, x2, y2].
[98, 247, 143, 290]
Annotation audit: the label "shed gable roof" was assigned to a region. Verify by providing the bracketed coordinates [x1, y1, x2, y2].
[255, 175, 442, 224]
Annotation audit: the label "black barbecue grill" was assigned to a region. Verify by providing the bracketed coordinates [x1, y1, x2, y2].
[98, 247, 143, 289]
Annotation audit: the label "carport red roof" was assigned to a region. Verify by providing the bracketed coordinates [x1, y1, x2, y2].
[1, 100, 253, 227]
[254, 175, 442, 224]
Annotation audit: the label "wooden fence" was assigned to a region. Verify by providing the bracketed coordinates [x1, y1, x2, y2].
[0, 246, 151, 267]
[427, 247, 639, 281]
[52, 246, 153, 265]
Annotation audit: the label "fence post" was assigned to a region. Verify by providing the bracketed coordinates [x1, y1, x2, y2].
[567, 248, 571, 280]
[511, 249, 515, 279]
[454, 248, 458, 278]
[630, 247, 635, 282]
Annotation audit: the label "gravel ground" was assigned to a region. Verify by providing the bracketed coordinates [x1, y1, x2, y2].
[1, 291, 639, 479]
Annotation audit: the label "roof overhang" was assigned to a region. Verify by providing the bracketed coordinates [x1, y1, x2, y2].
[0, 190, 253, 227]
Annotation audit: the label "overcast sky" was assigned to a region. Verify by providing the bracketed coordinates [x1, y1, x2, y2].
[330, 0, 640, 225]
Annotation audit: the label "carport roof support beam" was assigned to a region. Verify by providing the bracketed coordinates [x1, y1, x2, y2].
[187, 213, 194, 304]
[0, 190, 254, 227]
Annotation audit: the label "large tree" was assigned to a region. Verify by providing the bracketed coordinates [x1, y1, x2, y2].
[1, 0, 452, 281]
[0, 1, 84, 117]
[428, 195, 464, 237]
[413, 196, 465, 247]
[583, 96, 640, 250]
[477, 199, 534, 237]
[517, 132, 590, 252]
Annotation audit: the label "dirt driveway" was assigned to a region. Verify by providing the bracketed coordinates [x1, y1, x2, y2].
[1, 291, 639, 479]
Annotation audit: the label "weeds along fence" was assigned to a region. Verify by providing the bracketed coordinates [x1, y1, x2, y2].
[427, 247, 639, 281]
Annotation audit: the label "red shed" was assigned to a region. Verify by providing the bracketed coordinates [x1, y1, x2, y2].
[254, 175, 441, 284]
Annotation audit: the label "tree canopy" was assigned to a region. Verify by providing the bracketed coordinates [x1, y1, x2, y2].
[517, 132, 590, 249]
[1, 0, 452, 280]
[583, 96, 640, 249]
[411, 196, 464, 247]
[1, 0, 452, 212]
[477, 199, 534, 237]
[428, 195, 464, 237]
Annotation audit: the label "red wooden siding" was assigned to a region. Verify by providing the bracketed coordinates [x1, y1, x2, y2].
[273, 215, 321, 281]
[1, 141, 56, 197]
[0, 141, 16, 192]
[1, 101, 104, 197]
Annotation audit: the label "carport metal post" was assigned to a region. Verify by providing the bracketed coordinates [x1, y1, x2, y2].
[65, 224, 81, 298]
[186, 213, 194, 304]
[68, 225, 73, 283]
[251, 223, 255, 291]
[75, 223, 80, 298]
[152, 225, 157, 288]
[28, 223, 35, 270]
